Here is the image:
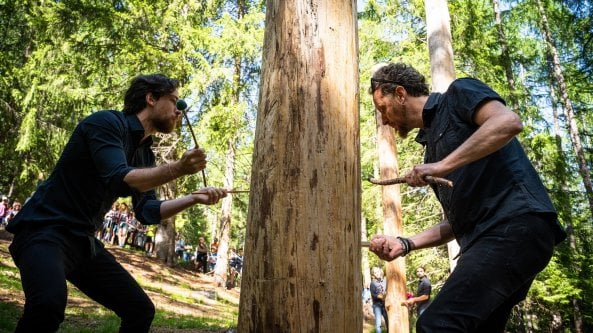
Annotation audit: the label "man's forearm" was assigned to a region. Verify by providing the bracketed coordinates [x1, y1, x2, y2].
[124, 163, 180, 193]
[409, 220, 454, 250]
[438, 101, 522, 176]
[159, 195, 199, 220]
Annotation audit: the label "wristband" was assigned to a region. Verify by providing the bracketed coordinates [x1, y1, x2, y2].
[397, 236, 413, 256]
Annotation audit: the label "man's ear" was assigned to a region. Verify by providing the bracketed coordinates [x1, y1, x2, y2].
[146, 93, 156, 106]
[395, 86, 406, 103]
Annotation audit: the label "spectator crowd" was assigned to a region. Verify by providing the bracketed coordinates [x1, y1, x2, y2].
[0, 195, 22, 228]
[1, 192, 244, 281]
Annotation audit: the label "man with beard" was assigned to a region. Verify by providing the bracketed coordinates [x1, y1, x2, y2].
[6, 74, 227, 332]
[368, 63, 566, 332]
[401, 267, 431, 316]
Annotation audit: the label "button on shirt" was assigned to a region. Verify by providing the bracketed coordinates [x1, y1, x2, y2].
[7, 111, 162, 235]
[415, 78, 565, 251]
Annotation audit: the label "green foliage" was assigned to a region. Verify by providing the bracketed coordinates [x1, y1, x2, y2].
[358, 0, 593, 330]
[2, 0, 593, 330]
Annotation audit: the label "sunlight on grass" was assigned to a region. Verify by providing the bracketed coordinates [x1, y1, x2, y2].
[0, 266, 22, 292]
[153, 308, 237, 329]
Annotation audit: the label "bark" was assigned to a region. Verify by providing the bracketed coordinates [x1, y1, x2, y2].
[424, 0, 460, 272]
[361, 215, 371, 289]
[375, 111, 409, 333]
[152, 134, 181, 266]
[492, 0, 519, 111]
[155, 181, 177, 266]
[551, 84, 583, 332]
[213, 0, 243, 287]
[425, 0, 455, 93]
[214, 141, 235, 287]
[237, 1, 360, 331]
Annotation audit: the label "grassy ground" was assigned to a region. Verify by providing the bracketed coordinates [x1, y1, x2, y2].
[0, 229, 379, 332]
[0, 229, 239, 333]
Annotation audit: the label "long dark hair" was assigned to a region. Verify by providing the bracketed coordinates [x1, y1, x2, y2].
[123, 74, 180, 115]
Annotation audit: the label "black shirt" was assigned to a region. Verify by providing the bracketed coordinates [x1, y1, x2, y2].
[370, 278, 386, 305]
[415, 78, 566, 250]
[7, 111, 162, 235]
[416, 276, 431, 315]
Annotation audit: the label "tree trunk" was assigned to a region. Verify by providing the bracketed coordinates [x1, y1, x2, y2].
[424, 0, 460, 272]
[375, 111, 409, 333]
[155, 181, 177, 266]
[535, 0, 593, 216]
[214, 141, 235, 287]
[492, 0, 519, 111]
[237, 1, 360, 331]
[425, 0, 455, 93]
[551, 84, 583, 332]
[214, 0, 244, 286]
[361, 215, 371, 289]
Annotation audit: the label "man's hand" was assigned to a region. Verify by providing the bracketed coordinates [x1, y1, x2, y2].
[369, 235, 405, 261]
[192, 187, 227, 205]
[174, 148, 208, 176]
[405, 162, 446, 187]
[401, 299, 414, 309]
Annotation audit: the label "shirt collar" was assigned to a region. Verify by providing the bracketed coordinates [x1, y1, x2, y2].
[126, 113, 152, 146]
[415, 92, 441, 145]
[422, 92, 441, 129]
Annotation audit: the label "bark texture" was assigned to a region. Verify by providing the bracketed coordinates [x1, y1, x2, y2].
[238, 1, 361, 331]
[375, 111, 409, 333]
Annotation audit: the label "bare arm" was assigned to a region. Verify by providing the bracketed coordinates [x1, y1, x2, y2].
[159, 187, 227, 220]
[402, 294, 430, 307]
[124, 148, 207, 193]
[406, 100, 523, 186]
[369, 220, 454, 261]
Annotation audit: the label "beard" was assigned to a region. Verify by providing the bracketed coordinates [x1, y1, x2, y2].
[154, 115, 178, 134]
[397, 125, 411, 139]
[396, 103, 411, 138]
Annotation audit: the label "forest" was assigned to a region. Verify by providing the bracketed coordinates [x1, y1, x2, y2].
[0, 0, 592, 332]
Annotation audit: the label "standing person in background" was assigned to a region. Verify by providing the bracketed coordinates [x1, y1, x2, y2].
[175, 235, 186, 261]
[112, 202, 129, 245]
[402, 267, 431, 316]
[5, 201, 21, 225]
[194, 236, 209, 273]
[144, 225, 156, 255]
[209, 237, 219, 271]
[116, 205, 131, 247]
[370, 266, 388, 333]
[101, 202, 120, 243]
[368, 63, 566, 332]
[6, 74, 227, 333]
[0, 197, 9, 226]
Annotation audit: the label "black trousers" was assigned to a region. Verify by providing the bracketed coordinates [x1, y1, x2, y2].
[417, 213, 558, 333]
[9, 226, 155, 332]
